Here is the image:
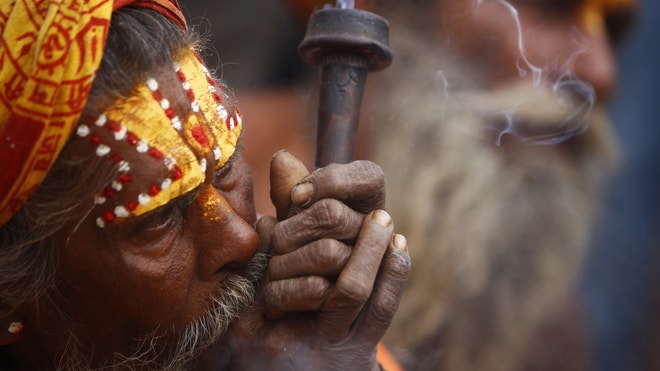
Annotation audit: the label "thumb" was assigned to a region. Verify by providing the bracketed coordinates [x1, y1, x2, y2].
[269, 150, 310, 220]
[255, 215, 277, 255]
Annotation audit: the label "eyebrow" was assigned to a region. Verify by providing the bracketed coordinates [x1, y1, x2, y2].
[217, 137, 241, 169]
[175, 186, 202, 209]
[224, 132, 246, 167]
[150, 186, 201, 222]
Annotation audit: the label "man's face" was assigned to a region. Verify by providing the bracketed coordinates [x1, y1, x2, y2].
[435, 0, 635, 103]
[419, 0, 636, 145]
[23, 93, 266, 368]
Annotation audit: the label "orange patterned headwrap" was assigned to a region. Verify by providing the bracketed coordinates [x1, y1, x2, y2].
[113, 0, 186, 29]
[0, 0, 198, 227]
[0, 0, 113, 226]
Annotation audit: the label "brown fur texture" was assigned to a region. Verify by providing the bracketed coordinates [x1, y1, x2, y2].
[366, 18, 619, 371]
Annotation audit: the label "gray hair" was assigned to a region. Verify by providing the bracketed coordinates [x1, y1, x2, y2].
[0, 7, 223, 311]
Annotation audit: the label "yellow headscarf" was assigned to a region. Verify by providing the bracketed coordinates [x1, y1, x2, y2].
[77, 51, 242, 227]
[0, 0, 241, 227]
[0, 0, 113, 226]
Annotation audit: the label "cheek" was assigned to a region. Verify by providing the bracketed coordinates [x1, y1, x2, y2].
[57, 220, 203, 332]
[110, 230, 205, 327]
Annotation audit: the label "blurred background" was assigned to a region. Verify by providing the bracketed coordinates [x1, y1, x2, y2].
[581, 0, 660, 370]
[182, 1, 307, 89]
[181, 1, 315, 216]
[181, 1, 659, 369]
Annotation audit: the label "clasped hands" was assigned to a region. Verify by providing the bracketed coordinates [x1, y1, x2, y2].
[230, 150, 410, 370]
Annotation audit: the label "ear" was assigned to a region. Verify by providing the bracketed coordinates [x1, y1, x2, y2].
[0, 305, 24, 346]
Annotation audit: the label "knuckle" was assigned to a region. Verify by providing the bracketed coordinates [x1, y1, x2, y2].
[310, 199, 352, 230]
[369, 291, 399, 325]
[335, 276, 371, 303]
[303, 276, 332, 298]
[316, 161, 385, 189]
[264, 280, 287, 305]
[353, 160, 385, 183]
[389, 251, 412, 280]
[316, 239, 350, 261]
[313, 198, 343, 218]
[270, 224, 290, 253]
[266, 255, 284, 277]
[352, 161, 385, 191]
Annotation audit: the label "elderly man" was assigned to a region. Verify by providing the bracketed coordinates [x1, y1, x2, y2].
[365, 0, 636, 370]
[0, 0, 409, 369]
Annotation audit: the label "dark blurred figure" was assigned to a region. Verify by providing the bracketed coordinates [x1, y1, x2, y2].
[581, 1, 660, 370]
[182, 2, 654, 371]
[364, 0, 637, 370]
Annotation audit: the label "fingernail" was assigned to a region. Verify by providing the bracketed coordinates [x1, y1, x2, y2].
[373, 210, 392, 227]
[393, 234, 408, 252]
[291, 182, 314, 206]
[274, 149, 293, 158]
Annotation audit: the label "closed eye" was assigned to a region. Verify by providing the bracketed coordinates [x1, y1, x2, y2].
[213, 144, 243, 191]
[121, 188, 200, 243]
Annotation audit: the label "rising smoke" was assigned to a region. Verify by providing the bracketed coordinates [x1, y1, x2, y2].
[445, 0, 599, 145]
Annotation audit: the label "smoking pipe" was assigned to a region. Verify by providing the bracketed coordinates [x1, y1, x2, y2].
[298, 7, 392, 168]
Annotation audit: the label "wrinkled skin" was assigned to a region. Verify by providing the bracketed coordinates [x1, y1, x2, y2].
[219, 150, 411, 370]
[1, 145, 409, 370]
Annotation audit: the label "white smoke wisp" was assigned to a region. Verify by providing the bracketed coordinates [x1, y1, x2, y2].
[324, 0, 355, 9]
[447, 0, 599, 145]
[336, 0, 355, 8]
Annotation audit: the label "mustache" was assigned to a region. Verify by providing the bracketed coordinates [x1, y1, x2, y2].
[161, 252, 269, 370]
[56, 253, 268, 371]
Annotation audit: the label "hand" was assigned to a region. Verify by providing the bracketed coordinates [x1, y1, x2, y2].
[228, 150, 410, 370]
[269, 150, 387, 221]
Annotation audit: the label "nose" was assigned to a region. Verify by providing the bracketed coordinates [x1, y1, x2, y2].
[194, 185, 259, 280]
[573, 6, 618, 103]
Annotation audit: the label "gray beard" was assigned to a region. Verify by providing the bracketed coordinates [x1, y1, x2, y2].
[54, 253, 267, 371]
[369, 24, 619, 371]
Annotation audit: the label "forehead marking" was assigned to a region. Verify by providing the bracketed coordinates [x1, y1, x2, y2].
[77, 114, 183, 228]
[174, 61, 223, 167]
[78, 52, 243, 228]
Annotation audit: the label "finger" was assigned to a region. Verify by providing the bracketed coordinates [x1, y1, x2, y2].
[264, 276, 332, 320]
[290, 161, 386, 213]
[267, 238, 352, 280]
[352, 234, 411, 342]
[271, 199, 365, 254]
[255, 215, 278, 255]
[269, 150, 310, 220]
[319, 210, 394, 339]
